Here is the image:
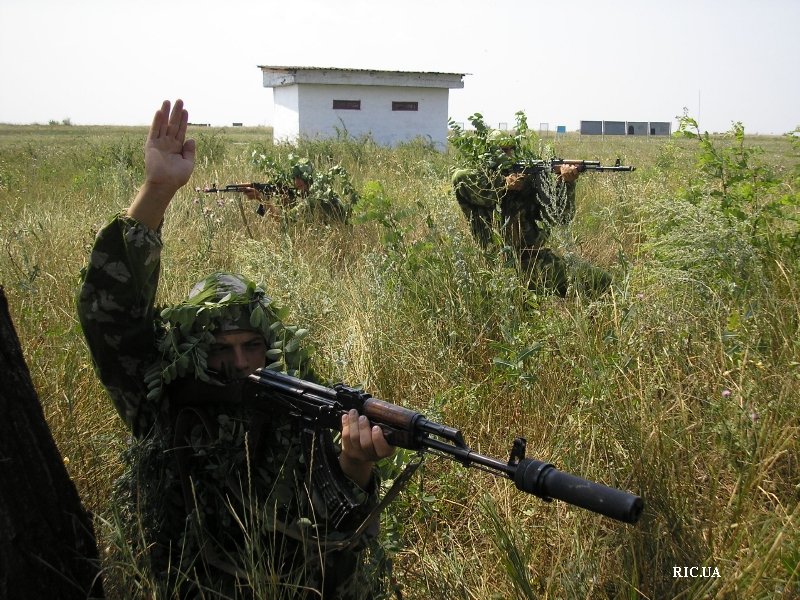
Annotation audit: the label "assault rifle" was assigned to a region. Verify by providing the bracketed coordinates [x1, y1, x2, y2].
[247, 368, 644, 524]
[201, 182, 296, 197]
[509, 158, 635, 174]
[200, 182, 297, 219]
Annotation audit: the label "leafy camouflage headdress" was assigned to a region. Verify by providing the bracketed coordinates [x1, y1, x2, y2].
[487, 129, 516, 150]
[289, 155, 314, 183]
[449, 111, 543, 172]
[143, 272, 312, 401]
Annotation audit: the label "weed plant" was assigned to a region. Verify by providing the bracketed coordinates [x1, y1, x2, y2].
[0, 119, 797, 599]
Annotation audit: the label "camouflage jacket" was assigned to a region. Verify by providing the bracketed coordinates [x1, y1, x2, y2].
[452, 167, 576, 250]
[78, 214, 383, 599]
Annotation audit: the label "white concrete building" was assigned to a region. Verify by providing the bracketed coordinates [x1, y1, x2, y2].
[258, 65, 465, 149]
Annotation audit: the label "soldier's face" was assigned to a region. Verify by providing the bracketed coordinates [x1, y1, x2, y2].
[207, 330, 267, 379]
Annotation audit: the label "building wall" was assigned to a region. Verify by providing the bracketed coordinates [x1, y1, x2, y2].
[580, 119, 673, 136]
[272, 86, 300, 140]
[304, 84, 450, 148]
[604, 121, 626, 135]
[627, 121, 648, 135]
[650, 122, 672, 136]
[580, 120, 603, 135]
[271, 83, 450, 148]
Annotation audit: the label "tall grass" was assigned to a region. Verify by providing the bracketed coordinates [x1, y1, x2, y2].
[0, 123, 797, 599]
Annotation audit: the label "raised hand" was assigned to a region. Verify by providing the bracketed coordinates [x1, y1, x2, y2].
[128, 99, 196, 229]
[144, 99, 196, 191]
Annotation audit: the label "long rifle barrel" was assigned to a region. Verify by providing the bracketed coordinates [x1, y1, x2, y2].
[510, 158, 636, 173]
[247, 368, 643, 524]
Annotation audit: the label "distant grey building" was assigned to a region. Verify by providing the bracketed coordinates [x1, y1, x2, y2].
[580, 118, 673, 136]
[603, 121, 626, 135]
[626, 121, 648, 136]
[649, 122, 672, 136]
[580, 120, 603, 135]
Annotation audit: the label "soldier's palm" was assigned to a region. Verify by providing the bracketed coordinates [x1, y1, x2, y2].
[145, 139, 194, 188]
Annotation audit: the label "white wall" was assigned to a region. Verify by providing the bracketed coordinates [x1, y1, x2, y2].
[272, 86, 300, 141]
[273, 83, 451, 149]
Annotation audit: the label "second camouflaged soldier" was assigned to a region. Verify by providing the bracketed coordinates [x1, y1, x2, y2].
[451, 123, 612, 297]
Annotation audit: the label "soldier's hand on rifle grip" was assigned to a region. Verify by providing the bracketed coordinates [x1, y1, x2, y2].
[339, 409, 395, 489]
[505, 172, 526, 191]
[240, 186, 262, 201]
[556, 164, 580, 183]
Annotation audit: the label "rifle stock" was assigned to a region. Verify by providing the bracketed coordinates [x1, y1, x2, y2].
[247, 368, 643, 524]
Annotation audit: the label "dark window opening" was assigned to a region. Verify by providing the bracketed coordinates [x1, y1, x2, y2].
[333, 100, 361, 110]
[392, 101, 418, 111]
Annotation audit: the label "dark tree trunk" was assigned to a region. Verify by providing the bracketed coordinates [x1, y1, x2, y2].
[0, 286, 104, 599]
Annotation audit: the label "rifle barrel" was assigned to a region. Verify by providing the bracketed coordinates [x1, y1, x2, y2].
[247, 368, 643, 524]
[510, 159, 635, 173]
[420, 438, 642, 524]
[515, 459, 643, 523]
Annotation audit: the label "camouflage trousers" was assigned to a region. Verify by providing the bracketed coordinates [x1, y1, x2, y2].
[453, 191, 611, 297]
[519, 247, 612, 298]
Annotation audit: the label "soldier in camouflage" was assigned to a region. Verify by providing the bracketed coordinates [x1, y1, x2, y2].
[241, 154, 356, 224]
[78, 99, 393, 599]
[452, 129, 612, 297]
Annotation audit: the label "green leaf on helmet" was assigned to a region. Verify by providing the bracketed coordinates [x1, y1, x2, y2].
[250, 307, 265, 328]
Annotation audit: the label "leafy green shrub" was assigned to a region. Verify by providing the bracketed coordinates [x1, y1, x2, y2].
[676, 114, 799, 260]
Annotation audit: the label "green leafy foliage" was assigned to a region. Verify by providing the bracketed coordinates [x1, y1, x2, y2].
[449, 111, 543, 172]
[676, 112, 799, 258]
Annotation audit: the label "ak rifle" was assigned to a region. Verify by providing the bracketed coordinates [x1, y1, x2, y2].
[247, 368, 644, 524]
[201, 182, 296, 196]
[200, 182, 297, 218]
[509, 158, 635, 174]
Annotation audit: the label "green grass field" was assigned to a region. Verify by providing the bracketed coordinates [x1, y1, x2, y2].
[1, 120, 798, 599]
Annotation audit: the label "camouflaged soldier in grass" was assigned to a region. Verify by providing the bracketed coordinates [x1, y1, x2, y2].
[78, 100, 394, 599]
[452, 128, 612, 297]
[240, 154, 356, 223]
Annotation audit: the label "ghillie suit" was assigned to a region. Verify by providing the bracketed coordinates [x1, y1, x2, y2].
[79, 214, 388, 598]
[251, 152, 358, 224]
[450, 113, 612, 297]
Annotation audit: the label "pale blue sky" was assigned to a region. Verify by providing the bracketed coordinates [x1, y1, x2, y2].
[1, 0, 797, 134]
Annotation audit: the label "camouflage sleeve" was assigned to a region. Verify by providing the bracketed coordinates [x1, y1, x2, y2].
[451, 167, 505, 208]
[77, 213, 162, 433]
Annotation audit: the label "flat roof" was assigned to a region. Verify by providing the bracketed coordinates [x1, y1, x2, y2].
[258, 65, 466, 76]
[259, 65, 466, 89]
